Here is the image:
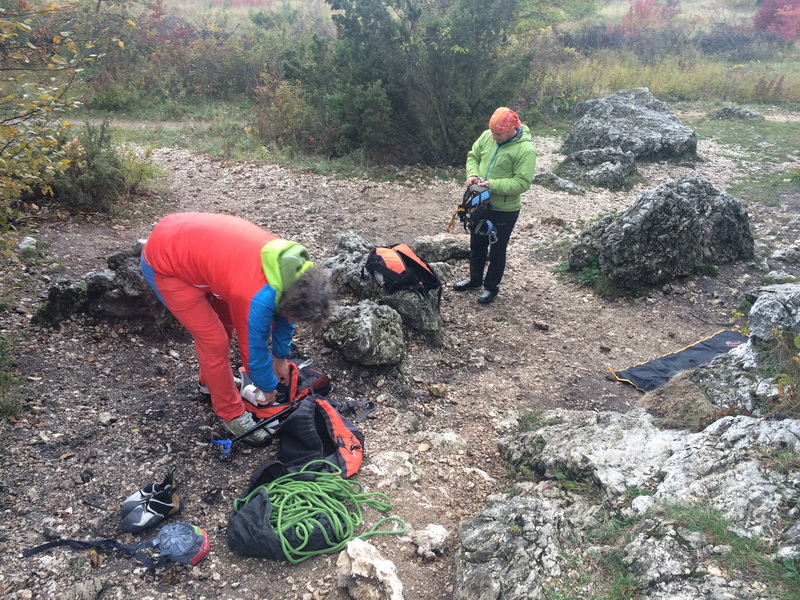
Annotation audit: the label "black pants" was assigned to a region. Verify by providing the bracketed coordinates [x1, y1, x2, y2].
[469, 209, 519, 292]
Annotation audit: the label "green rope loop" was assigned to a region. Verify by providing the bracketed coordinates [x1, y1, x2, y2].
[254, 460, 407, 563]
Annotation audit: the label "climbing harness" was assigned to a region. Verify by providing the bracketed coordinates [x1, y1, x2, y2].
[447, 184, 498, 244]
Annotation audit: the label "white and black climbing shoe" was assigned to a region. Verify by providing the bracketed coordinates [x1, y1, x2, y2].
[120, 472, 181, 534]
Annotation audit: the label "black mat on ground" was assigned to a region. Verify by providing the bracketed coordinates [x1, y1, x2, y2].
[609, 329, 748, 392]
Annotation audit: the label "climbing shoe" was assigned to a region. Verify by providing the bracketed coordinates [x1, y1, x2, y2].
[222, 411, 272, 447]
[120, 472, 181, 534]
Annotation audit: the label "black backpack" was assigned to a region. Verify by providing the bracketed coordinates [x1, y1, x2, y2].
[277, 395, 365, 478]
[361, 243, 441, 299]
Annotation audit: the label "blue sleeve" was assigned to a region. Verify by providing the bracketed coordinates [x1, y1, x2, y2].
[271, 314, 296, 360]
[247, 286, 286, 392]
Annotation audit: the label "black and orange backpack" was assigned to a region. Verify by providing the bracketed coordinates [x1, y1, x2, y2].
[361, 242, 441, 299]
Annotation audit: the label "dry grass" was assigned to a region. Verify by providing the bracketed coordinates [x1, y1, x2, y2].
[638, 371, 719, 431]
[597, 0, 759, 25]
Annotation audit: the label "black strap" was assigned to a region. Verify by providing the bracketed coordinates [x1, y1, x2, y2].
[23, 538, 161, 570]
[335, 400, 376, 422]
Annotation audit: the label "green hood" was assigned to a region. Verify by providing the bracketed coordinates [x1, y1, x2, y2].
[260, 239, 313, 302]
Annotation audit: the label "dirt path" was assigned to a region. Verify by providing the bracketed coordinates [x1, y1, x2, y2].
[0, 125, 797, 599]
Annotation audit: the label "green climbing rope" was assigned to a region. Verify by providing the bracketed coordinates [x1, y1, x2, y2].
[238, 459, 407, 563]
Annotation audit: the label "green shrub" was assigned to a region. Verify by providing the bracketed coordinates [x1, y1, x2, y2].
[52, 121, 128, 212]
[51, 121, 159, 213]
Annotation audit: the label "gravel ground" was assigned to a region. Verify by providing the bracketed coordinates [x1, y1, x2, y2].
[1, 113, 798, 599]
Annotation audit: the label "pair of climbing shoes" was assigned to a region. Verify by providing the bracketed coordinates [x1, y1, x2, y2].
[120, 471, 181, 533]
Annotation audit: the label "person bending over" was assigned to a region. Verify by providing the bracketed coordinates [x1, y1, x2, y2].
[140, 212, 334, 446]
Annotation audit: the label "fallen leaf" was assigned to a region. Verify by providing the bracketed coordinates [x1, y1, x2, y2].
[27, 376, 43, 381]
[418, 443, 430, 452]
[59, 452, 75, 460]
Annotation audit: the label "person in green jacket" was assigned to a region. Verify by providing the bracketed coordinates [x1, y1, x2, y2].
[453, 107, 537, 304]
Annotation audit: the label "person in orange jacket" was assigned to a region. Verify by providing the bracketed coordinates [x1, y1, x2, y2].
[140, 212, 334, 446]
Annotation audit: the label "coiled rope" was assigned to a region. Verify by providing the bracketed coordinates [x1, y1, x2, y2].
[239, 459, 407, 563]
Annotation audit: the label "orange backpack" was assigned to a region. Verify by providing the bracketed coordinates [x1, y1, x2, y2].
[361, 243, 441, 299]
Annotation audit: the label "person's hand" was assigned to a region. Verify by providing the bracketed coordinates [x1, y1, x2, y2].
[477, 179, 490, 188]
[273, 357, 290, 385]
[465, 176, 481, 187]
[241, 385, 276, 406]
[258, 389, 277, 406]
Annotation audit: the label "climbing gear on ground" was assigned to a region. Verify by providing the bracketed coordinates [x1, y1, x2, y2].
[277, 395, 366, 478]
[227, 459, 406, 562]
[452, 278, 482, 291]
[120, 471, 181, 533]
[447, 184, 498, 244]
[222, 411, 273, 447]
[23, 522, 210, 571]
[361, 243, 441, 300]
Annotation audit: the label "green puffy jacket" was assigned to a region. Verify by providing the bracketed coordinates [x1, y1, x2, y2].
[465, 125, 537, 212]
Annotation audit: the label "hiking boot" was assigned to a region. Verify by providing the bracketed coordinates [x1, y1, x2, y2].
[478, 289, 499, 304]
[453, 278, 482, 291]
[222, 411, 272, 447]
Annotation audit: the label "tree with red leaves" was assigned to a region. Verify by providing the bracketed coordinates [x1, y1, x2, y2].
[754, 0, 800, 40]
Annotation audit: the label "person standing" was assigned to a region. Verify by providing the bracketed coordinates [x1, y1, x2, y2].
[140, 212, 334, 446]
[453, 107, 537, 304]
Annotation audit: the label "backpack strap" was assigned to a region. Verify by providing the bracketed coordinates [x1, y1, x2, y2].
[23, 537, 160, 570]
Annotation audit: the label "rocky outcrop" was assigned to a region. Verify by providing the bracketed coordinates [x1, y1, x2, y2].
[556, 147, 637, 191]
[714, 106, 764, 120]
[549, 88, 697, 190]
[746, 283, 800, 340]
[564, 88, 698, 159]
[320, 232, 447, 335]
[32, 242, 172, 328]
[567, 176, 755, 288]
[322, 300, 405, 365]
[455, 408, 800, 600]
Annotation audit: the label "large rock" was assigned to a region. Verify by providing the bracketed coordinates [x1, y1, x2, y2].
[563, 88, 697, 159]
[746, 283, 800, 341]
[567, 176, 755, 288]
[321, 232, 445, 333]
[412, 233, 470, 263]
[33, 242, 172, 327]
[321, 300, 405, 365]
[557, 147, 637, 190]
[454, 408, 800, 600]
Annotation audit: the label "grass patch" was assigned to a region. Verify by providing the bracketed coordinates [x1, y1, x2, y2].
[759, 446, 800, 475]
[0, 338, 22, 420]
[18, 238, 51, 267]
[553, 469, 603, 500]
[519, 410, 549, 432]
[683, 114, 800, 206]
[663, 504, 800, 599]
